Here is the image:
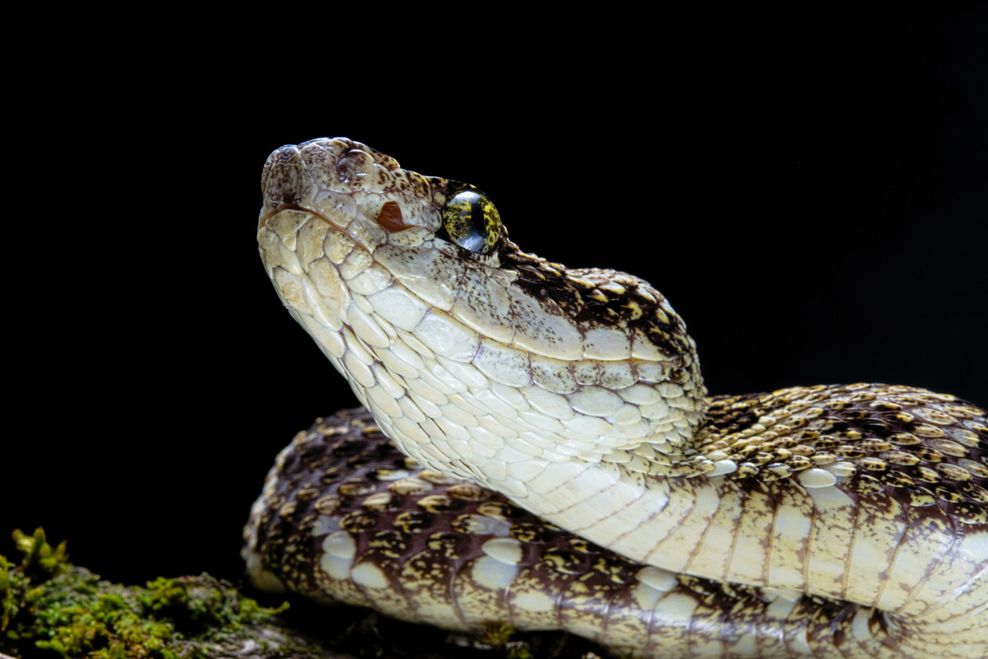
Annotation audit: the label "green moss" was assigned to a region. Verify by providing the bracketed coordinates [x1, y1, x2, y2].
[506, 644, 535, 659]
[478, 623, 536, 659]
[13, 529, 69, 576]
[480, 621, 516, 648]
[0, 529, 312, 659]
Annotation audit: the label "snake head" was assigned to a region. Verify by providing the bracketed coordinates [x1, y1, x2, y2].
[258, 138, 708, 491]
[260, 137, 502, 260]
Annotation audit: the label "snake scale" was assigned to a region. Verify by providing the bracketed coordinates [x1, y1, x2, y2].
[247, 137, 987, 657]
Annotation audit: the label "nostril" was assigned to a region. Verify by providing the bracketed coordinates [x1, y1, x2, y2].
[261, 145, 304, 213]
[336, 148, 374, 184]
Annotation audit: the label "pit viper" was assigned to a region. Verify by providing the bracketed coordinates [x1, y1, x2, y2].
[246, 137, 987, 657]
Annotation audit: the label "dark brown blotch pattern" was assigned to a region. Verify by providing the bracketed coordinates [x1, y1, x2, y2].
[697, 384, 988, 526]
[244, 408, 950, 654]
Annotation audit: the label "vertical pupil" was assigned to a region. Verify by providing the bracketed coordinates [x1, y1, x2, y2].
[469, 198, 483, 232]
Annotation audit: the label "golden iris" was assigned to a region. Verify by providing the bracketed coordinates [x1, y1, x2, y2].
[440, 190, 501, 254]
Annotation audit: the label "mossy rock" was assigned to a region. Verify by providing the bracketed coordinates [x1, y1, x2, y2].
[0, 529, 327, 658]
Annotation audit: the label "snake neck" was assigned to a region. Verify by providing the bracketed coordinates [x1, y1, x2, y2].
[261, 211, 714, 480]
[496, 237, 711, 459]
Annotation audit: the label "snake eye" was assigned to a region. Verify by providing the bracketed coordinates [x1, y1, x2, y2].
[440, 190, 502, 254]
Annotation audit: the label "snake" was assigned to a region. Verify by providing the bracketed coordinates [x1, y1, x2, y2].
[246, 137, 988, 657]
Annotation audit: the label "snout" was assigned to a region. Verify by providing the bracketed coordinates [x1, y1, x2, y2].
[260, 145, 305, 225]
[259, 138, 384, 232]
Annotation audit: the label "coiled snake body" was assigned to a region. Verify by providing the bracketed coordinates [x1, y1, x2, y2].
[247, 138, 987, 657]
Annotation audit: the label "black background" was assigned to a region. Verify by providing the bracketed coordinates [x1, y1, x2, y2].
[3, 7, 986, 585]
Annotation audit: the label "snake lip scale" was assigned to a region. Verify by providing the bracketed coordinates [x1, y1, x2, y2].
[250, 137, 987, 657]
